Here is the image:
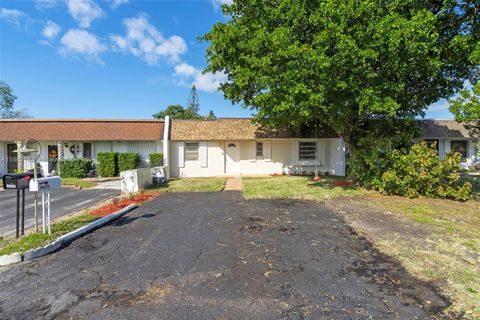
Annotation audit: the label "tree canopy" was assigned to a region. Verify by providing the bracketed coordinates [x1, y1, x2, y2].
[203, 0, 479, 153]
[152, 85, 217, 120]
[0, 81, 30, 119]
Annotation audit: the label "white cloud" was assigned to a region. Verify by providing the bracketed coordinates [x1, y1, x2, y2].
[211, 0, 233, 11]
[66, 0, 104, 28]
[174, 63, 226, 93]
[34, 0, 58, 9]
[0, 8, 30, 25]
[110, 0, 129, 9]
[110, 14, 187, 64]
[427, 99, 449, 112]
[59, 29, 107, 62]
[42, 20, 61, 39]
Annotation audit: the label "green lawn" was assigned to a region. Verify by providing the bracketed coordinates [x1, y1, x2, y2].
[0, 213, 99, 256]
[148, 177, 227, 192]
[61, 178, 96, 189]
[243, 176, 368, 200]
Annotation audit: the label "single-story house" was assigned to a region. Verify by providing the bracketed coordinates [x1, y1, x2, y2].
[1, 117, 478, 178]
[417, 119, 478, 169]
[167, 118, 346, 178]
[0, 119, 165, 177]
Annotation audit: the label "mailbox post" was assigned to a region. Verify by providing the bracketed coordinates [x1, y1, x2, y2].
[2, 173, 34, 238]
[29, 176, 61, 235]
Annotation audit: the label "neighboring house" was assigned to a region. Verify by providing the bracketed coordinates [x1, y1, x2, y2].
[168, 118, 346, 178]
[0, 119, 165, 177]
[418, 119, 479, 169]
[1, 118, 477, 179]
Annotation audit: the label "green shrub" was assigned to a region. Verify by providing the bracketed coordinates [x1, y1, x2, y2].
[118, 152, 140, 172]
[59, 159, 92, 178]
[149, 153, 163, 166]
[96, 152, 118, 177]
[379, 142, 472, 201]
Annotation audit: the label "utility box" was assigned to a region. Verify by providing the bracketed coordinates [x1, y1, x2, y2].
[2, 173, 35, 190]
[29, 176, 62, 192]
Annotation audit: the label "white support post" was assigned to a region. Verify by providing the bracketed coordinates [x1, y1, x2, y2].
[42, 191, 46, 233]
[46, 191, 51, 235]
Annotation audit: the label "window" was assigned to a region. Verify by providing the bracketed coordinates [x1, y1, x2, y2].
[83, 143, 92, 158]
[256, 142, 263, 157]
[424, 139, 439, 154]
[185, 142, 199, 161]
[299, 141, 316, 160]
[451, 140, 468, 160]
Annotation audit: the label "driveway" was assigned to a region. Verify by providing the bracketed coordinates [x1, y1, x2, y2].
[0, 188, 119, 236]
[0, 192, 447, 319]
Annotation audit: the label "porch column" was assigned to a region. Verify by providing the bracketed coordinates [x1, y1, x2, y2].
[57, 141, 64, 161]
[16, 141, 24, 172]
[57, 141, 64, 175]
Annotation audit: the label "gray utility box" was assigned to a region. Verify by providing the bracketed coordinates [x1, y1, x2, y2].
[2, 173, 35, 190]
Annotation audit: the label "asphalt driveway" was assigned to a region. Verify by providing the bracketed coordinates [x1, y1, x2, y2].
[0, 192, 447, 319]
[0, 188, 119, 236]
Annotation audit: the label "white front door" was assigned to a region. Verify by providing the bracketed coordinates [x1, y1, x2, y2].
[225, 142, 240, 175]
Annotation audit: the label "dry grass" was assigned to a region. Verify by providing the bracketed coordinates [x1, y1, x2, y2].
[362, 195, 480, 318]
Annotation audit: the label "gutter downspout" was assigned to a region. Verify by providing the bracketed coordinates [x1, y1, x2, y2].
[163, 116, 170, 181]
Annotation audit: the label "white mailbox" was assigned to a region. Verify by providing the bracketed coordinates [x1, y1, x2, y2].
[29, 176, 62, 191]
[29, 176, 61, 235]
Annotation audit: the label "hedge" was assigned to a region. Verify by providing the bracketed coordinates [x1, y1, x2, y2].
[149, 153, 163, 166]
[59, 159, 92, 178]
[118, 152, 140, 172]
[96, 152, 118, 177]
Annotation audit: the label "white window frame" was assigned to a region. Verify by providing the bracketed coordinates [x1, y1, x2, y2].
[298, 141, 317, 162]
[256, 142, 264, 157]
[185, 142, 200, 161]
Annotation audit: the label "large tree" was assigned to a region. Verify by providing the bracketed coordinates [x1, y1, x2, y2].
[203, 0, 479, 156]
[449, 46, 480, 131]
[152, 104, 190, 119]
[0, 81, 30, 119]
[186, 84, 200, 118]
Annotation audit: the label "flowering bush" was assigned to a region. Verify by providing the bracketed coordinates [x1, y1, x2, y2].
[379, 142, 472, 200]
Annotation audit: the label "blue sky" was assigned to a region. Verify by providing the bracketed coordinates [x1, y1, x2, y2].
[0, 0, 453, 120]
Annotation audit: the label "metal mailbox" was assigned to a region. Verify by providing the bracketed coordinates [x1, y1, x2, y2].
[2, 173, 35, 190]
[29, 176, 62, 191]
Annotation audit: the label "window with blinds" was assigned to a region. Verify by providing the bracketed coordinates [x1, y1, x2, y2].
[185, 142, 199, 161]
[256, 142, 263, 157]
[299, 142, 316, 160]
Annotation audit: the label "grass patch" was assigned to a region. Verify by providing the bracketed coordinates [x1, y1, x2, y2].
[61, 178, 96, 189]
[148, 177, 227, 192]
[363, 195, 480, 318]
[243, 176, 368, 200]
[0, 213, 99, 256]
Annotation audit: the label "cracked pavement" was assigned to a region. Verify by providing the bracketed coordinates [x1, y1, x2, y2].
[0, 191, 448, 319]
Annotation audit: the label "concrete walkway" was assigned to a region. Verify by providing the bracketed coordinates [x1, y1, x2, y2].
[224, 176, 243, 191]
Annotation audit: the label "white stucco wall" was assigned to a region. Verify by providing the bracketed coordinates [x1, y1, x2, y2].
[170, 138, 346, 178]
[16, 140, 162, 175]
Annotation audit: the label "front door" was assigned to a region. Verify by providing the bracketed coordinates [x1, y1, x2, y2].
[7, 143, 18, 173]
[48, 145, 58, 173]
[225, 142, 240, 175]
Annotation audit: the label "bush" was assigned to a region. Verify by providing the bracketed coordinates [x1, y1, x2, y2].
[96, 152, 118, 177]
[59, 159, 92, 178]
[379, 142, 472, 200]
[149, 153, 163, 166]
[118, 152, 140, 172]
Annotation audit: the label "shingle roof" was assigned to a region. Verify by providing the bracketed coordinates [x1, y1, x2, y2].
[418, 120, 478, 139]
[170, 118, 338, 140]
[0, 119, 164, 141]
